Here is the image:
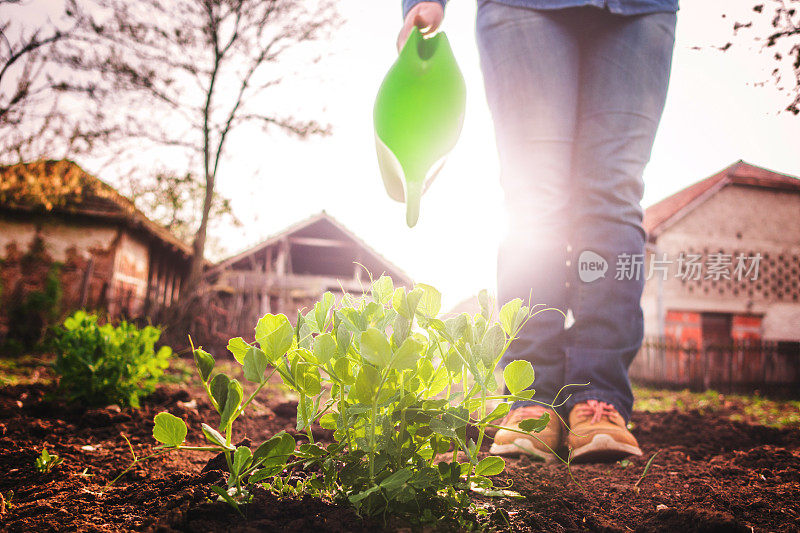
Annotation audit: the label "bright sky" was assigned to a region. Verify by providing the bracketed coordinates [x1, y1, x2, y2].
[12, 0, 799, 310]
[214, 0, 799, 310]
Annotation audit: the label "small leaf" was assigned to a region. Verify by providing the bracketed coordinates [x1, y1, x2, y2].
[313, 333, 336, 364]
[392, 287, 423, 319]
[481, 324, 506, 363]
[519, 412, 550, 433]
[336, 324, 352, 354]
[499, 298, 523, 336]
[253, 432, 295, 463]
[193, 349, 215, 382]
[351, 364, 380, 404]
[371, 276, 394, 305]
[209, 374, 230, 413]
[295, 361, 322, 396]
[334, 357, 354, 385]
[459, 313, 473, 344]
[478, 289, 491, 319]
[393, 315, 411, 345]
[255, 314, 294, 361]
[360, 328, 392, 368]
[319, 412, 338, 429]
[426, 365, 450, 398]
[380, 468, 413, 490]
[201, 423, 234, 450]
[504, 360, 535, 395]
[243, 346, 269, 383]
[348, 485, 380, 503]
[297, 321, 312, 350]
[314, 291, 335, 330]
[515, 389, 535, 400]
[482, 402, 510, 424]
[226, 337, 250, 364]
[414, 284, 441, 318]
[232, 446, 253, 477]
[391, 336, 423, 371]
[430, 417, 457, 439]
[219, 379, 243, 429]
[210, 485, 243, 515]
[476, 456, 505, 476]
[153, 412, 187, 447]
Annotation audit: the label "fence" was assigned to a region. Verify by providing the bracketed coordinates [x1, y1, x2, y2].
[630, 337, 800, 393]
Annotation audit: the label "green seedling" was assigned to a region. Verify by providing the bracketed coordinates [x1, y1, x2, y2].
[52, 311, 172, 408]
[1, 490, 13, 513]
[148, 276, 564, 522]
[35, 448, 63, 474]
[634, 450, 661, 494]
[106, 338, 298, 512]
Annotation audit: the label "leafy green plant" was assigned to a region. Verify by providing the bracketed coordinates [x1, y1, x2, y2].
[148, 277, 560, 521]
[52, 311, 172, 408]
[35, 448, 63, 474]
[106, 358, 298, 513]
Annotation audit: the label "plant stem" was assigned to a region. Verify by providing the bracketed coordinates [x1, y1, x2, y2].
[101, 448, 173, 492]
[368, 396, 378, 482]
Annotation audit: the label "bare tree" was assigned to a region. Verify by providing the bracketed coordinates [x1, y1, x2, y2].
[0, 0, 114, 162]
[120, 170, 240, 258]
[722, 1, 800, 114]
[81, 0, 337, 313]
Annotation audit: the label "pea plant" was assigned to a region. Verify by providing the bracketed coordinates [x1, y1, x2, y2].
[34, 448, 63, 474]
[146, 277, 556, 519]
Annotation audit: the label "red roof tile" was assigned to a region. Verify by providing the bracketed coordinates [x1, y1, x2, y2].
[644, 160, 800, 238]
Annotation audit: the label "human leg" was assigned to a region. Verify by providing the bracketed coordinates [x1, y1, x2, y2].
[476, 1, 580, 409]
[565, 10, 676, 423]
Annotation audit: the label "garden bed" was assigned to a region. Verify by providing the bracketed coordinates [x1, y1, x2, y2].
[1, 367, 798, 532]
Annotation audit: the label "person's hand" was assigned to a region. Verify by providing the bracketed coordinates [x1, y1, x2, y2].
[397, 2, 444, 53]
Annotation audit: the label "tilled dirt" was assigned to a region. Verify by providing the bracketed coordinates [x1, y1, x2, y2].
[1, 379, 798, 532]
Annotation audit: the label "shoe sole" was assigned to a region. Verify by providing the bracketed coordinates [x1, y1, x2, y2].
[489, 438, 558, 463]
[569, 433, 642, 463]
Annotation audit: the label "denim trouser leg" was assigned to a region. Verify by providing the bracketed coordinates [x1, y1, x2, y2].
[565, 12, 676, 422]
[476, 2, 676, 421]
[477, 4, 579, 407]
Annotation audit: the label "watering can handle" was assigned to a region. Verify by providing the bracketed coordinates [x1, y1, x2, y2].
[397, 1, 445, 52]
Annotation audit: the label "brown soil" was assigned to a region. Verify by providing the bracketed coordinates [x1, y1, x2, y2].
[1, 375, 798, 532]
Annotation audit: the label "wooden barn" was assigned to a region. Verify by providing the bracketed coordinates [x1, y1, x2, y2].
[203, 212, 413, 341]
[0, 160, 192, 342]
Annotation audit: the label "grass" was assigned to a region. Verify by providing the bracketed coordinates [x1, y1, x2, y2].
[633, 384, 800, 429]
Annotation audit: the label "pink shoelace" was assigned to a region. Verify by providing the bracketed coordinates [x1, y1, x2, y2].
[573, 399, 618, 424]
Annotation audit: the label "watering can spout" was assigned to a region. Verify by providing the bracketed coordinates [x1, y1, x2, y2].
[373, 27, 466, 227]
[405, 180, 423, 227]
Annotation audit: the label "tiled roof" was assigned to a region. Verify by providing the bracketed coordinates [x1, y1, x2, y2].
[0, 159, 192, 256]
[644, 160, 800, 239]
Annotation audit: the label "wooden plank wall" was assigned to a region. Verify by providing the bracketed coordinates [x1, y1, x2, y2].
[630, 337, 800, 392]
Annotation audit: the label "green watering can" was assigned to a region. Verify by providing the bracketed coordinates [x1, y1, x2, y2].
[374, 27, 466, 227]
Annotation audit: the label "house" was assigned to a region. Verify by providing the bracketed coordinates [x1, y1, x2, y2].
[204, 212, 413, 341]
[633, 160, 800, 389]
[640, 160, 800, 344]
[0, 160, 192, 340]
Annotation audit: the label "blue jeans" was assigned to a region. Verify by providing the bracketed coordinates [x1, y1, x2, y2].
[477, 1, 676, 422]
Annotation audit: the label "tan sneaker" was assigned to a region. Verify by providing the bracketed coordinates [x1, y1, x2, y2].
[489, 405, 561, 463]
[566, 400, 642, 463]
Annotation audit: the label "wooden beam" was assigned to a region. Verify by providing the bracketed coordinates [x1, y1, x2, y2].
[289, 236, 352, 248]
